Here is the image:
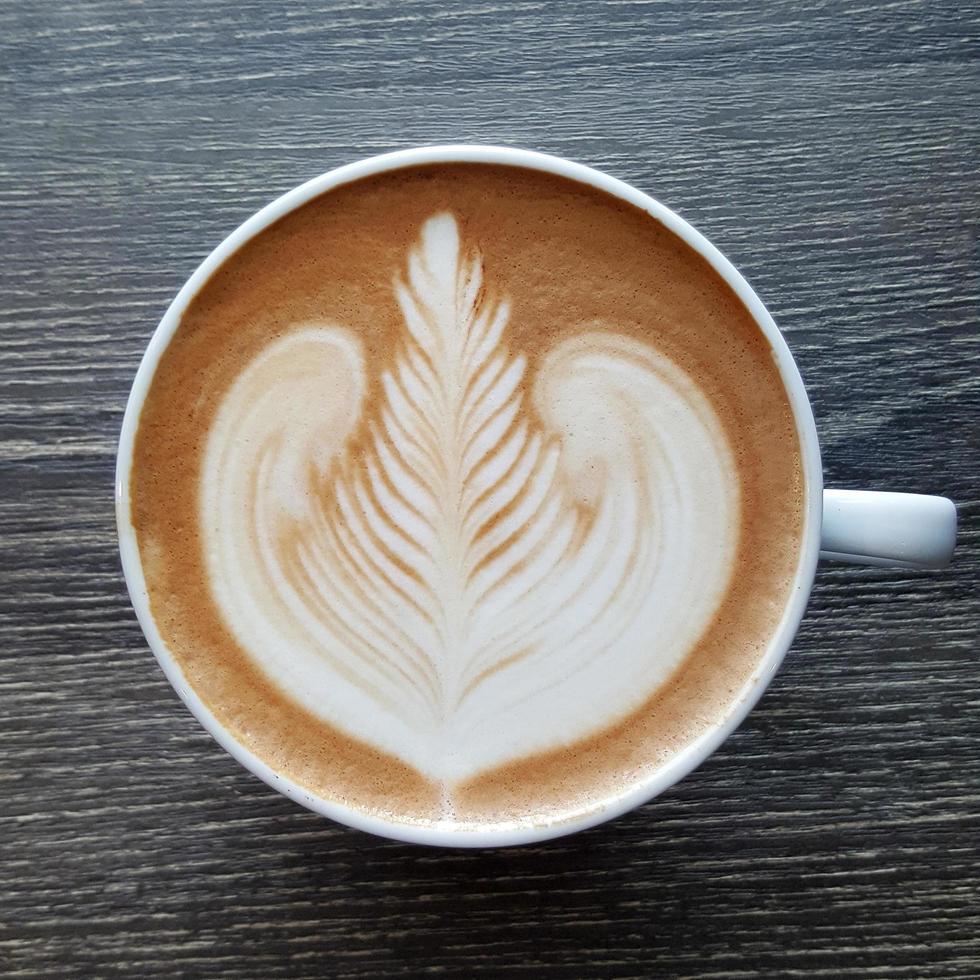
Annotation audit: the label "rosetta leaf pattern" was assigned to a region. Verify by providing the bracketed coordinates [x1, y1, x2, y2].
[286, 214, 574, 722]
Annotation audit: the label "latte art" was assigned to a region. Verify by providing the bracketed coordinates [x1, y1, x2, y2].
[202, 213, 739, 784]
[131, 162, 804, 827]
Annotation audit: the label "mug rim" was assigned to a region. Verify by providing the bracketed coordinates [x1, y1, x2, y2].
[115, 144, 824, 847]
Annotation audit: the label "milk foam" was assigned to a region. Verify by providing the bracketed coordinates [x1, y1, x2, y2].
[201, 213, 740, 785]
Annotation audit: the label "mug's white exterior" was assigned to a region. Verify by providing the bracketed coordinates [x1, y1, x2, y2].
[116, 145, 824, 847]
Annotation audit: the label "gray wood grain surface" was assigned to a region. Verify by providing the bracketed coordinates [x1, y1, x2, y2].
[1, 1, 978, 977]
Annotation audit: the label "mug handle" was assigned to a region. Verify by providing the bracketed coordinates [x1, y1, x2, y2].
[821, 490, 956, 569]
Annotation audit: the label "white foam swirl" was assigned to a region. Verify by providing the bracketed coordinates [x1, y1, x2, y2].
[201, 213, 740, 784]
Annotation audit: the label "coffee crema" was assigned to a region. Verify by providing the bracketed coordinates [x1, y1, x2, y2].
[131, 164, 804, 830]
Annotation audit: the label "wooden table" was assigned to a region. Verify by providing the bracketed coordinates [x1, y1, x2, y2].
[2, 2, 977, 976]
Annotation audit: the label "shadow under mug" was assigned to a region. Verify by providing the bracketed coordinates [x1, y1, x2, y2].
[116, 145, 957, 847]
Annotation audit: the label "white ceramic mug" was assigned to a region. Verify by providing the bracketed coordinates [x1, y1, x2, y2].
[116, 146, 957, 847]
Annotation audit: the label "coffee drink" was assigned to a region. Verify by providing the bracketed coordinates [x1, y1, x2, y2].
[130, 163, 804, 830]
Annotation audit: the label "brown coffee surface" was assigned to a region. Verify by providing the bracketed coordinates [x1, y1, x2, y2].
[129, 163, 804, 830]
